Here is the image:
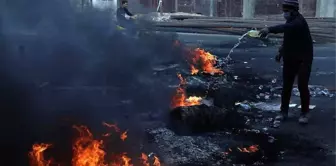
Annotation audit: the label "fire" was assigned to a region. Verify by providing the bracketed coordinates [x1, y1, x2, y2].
[171, 74, 202, 108]
[190, 65, 199, 75]
[140, 153, 150, 166]
[237, 145, 259, 153]
[102, 122, 120, 132]
[72, 125, 106, 166]
[121, 153, 132, 166]
[29, 143, 52, 166]
[223, 145, 260, 157]
[177, 73, 186, 85]
[186, 96, 203, 103]
[153, 156, 161, 166]
[103, 122, 128, 141]
[120, 131, 128, 141]
[29, 124, 161, 166]
[189, 48, 224, 75]
[247, 145, 259, 152]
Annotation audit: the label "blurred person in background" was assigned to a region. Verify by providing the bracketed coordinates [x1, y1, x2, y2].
[116, 0, 137, 35]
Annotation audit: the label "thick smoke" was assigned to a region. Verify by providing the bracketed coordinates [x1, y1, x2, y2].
[0, 0, 182, 165]
[127, 0, 156, 13]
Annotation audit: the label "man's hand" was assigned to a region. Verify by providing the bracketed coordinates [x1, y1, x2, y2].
[275, 45, 283, 63]
[278, 45, 283, 51]
[259, 28, 269, 38]
[275, 54, 282, 63]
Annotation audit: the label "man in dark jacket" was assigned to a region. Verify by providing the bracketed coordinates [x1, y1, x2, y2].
[116, 0, 136, 34]
[259, 0, 313, 124]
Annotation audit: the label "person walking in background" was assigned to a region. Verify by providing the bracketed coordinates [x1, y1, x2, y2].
[259, 0, 313, 124]
[116, 0, 137, 35]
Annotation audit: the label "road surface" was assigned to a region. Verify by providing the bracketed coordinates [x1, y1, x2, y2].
[176, 32, 336, 166]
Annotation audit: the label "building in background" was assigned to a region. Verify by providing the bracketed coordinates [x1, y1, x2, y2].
[92, 0, 118, 11]
[200, 0, 318, 17]
[139, 0, 335, 18]
[70, 0, 93, 10]
[316, 0, 336, 17]
[139, 0, 172, 12]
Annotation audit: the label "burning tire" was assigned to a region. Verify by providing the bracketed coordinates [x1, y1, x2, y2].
[170, 104, 246, 133]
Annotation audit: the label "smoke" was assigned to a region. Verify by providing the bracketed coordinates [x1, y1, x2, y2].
[127, 0, 156, 13]
[0, 0, 182, 165]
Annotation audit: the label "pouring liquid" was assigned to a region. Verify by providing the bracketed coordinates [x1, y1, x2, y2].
[226, 30, 261, 59]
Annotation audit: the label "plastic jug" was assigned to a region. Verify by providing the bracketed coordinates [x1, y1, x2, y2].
[247, 30, 261, 38]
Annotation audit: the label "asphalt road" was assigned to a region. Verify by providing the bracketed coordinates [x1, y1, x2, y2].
[176, 32, 335, 87]
[2, 30, 334, 165]
[176, 32, 336, 165]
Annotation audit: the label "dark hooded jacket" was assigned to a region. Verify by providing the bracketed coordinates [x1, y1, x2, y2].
[116, 7, 133, 26]
[268, 13, 313, 61]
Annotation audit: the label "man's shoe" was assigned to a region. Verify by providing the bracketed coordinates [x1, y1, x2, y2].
[298, 114, 309, 124]
[275, 112, 288, 121]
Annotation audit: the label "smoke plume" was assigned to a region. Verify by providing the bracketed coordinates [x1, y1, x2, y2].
[0, 0, 181, 165]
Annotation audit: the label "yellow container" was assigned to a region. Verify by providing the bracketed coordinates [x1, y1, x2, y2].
[247, 30, 261, 38]
[116, 25, 125, 31]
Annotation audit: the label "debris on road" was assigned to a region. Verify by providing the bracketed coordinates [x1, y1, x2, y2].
[272, 120, 281, 128]
[257, 102, 297, 111]
[150, 41, 332, 166]
[268, 85, 336, 98]
[235, 102, 252, 111]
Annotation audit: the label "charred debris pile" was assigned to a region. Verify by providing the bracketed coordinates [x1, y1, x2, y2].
[146, 41, 331, 166]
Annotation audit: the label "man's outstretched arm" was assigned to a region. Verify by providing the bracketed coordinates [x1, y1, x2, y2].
[259, 18, 301, 37]
[124, 8, 133, 16]
[268, 19, 301, 34]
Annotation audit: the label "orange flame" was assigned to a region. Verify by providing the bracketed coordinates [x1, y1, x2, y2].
[140, 153, 150, 166]
[190, 65, 199, 75]
[237, 145, 259, 153]
[121, 153, 132, 166]
[177, 73, 186, 85]
[102, 122, 128, 141]
[109, 153, 133, 166]
[29, 143, 52, 166]
[171, 74, 202, 108]
[247, 145, 259, 153]
[102, 122, 120, 132]
[120, 131, 128, 141]
[29, 124, 161, 166]
[189, 48, 224, 75]
[153, 156, 161, 166]
[72, 125, 106, 166]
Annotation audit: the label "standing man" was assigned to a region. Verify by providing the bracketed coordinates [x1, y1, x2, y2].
[259, 0, 313, 124]
[116, 0, 136, 34]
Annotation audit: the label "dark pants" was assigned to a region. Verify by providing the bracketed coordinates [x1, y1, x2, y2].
[281, 58, 312, 114]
